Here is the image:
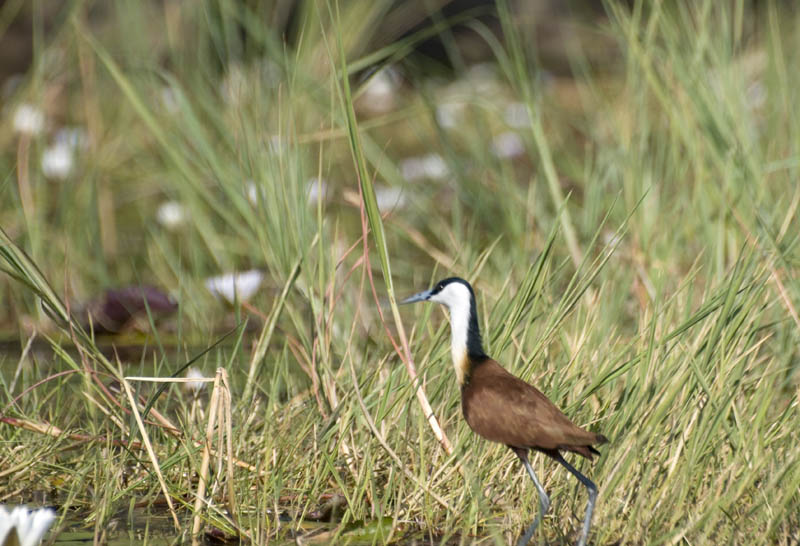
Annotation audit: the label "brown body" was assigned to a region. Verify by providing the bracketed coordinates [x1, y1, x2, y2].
[461, 358, 608, 459]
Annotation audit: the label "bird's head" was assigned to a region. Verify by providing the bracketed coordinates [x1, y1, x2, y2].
[401, 276, 486, 377]
[400, 277, 474, 310]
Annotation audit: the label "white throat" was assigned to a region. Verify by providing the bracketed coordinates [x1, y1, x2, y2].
[430, 283, 473, 385]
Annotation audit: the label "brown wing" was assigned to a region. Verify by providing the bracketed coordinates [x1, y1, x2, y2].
[461, 359, 607, 459]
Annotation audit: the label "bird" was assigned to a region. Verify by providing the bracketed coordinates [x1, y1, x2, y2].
[401, 277, 608, 546]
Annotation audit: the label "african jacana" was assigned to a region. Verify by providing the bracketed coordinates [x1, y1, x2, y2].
[402, 277, 607, 546]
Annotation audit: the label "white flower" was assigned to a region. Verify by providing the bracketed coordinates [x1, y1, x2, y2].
[41, 143, 74, 180]
[602, 230, 623, 248]
[0, 505, 56, 546]
[306, 177, 328, 205]
[205, 270, 264, 304]
[160, 86, 179, 113]
[220, 64, 247, 106]
[359, 67, 400, 114]
[465, 63, 500, 94]
[504, 102, 531, 129]
[183, 367, 207, 395]
[491, 131, 525, 159]
[269, 135, 285, 154]
[246, 180, 259, 204]
[400, 154, 449, 182]
[13, 104, 45, 135]
[374, 185, 406, 212]
[156, 201, 186, 229]
[435, 101, 465, 129]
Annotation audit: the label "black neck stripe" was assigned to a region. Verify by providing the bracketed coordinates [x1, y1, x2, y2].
[466, 295, 487, 360]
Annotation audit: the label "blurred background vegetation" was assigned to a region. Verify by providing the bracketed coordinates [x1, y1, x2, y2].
[1, 0, 798, 544]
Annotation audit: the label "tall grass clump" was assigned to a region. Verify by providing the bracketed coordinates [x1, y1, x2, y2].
[0, 0, 798, 544]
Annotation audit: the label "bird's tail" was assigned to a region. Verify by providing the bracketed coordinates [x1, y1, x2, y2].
[587, 433, 609, 457]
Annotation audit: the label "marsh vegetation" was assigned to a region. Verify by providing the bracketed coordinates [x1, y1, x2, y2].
[1, 1, 799, 544]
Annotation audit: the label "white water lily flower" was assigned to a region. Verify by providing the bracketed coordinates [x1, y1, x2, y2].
[504, 102, 531, 129]
[269, 135, 285, 154]
[220, 64, 247, 106]
[491, 131, 525, 159]
[156, 201, 186, 230]
[184, 367, 207, 395]
[435, 101, 465, 129]
[465, 63, 500, 94]
[306, 177, 328, 205]
[205, 270, 264, 304]
[13, 104, 45, 135]
[359, 67, 400, 114]
[245, 180, 259, 204]
[41, 143, 74, 179]
[160, 86, 179, 113]
[0, 505, 56, 546]
[374, 185, 407, 212]
[400, 154, 449, 182]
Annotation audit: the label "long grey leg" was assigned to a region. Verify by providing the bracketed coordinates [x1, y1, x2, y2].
[552, 453, 597, 546]
[511, 448, 550, 546]
[521, 456, 550, 519]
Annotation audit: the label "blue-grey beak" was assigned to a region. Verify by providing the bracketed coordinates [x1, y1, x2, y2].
[400, 289, 433, 304]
